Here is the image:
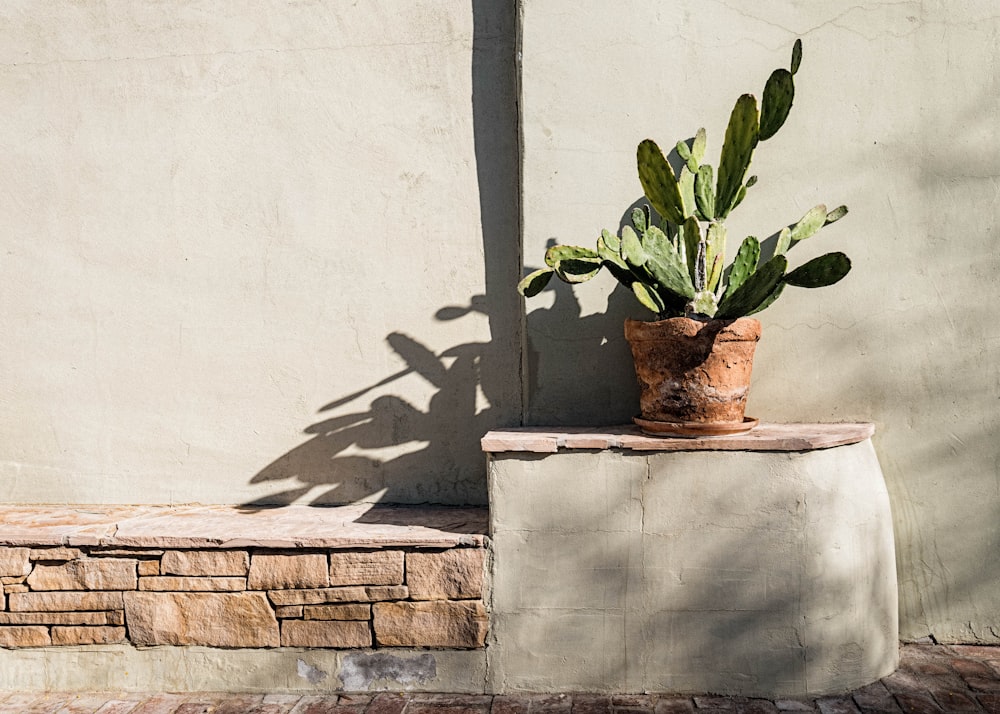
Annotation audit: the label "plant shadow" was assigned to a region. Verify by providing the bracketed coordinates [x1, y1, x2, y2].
[241, 0, 521, 512]
[243, 297, 502, 508]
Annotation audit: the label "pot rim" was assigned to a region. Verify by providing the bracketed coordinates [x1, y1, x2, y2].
[624, 316, 761, 342]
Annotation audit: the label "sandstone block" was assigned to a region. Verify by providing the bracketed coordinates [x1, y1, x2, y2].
[0, 611, 122, 626]
[138, 560, 160, 576]
[407, 549, 485, 600]
[329, 551, 404, 586]
[0, 548, 30, 577]
[138, 576, 245, 592]
[161, 550, 248, 576]
[248, 554, 329, 590]
[267, 585, 407, 607]
[0, 625, 50, 647]
[51, 626, 126, 645]
[275, 605, 303, 619]
[281, 619, 371, 648]
[4, 584, 27, 593]
[29, 547, 83, 562]
[9, 591, 124, 612]
[27, 559, 137, 591]
[124, 592, 279, 647]
[304, 604, 371, 621]
[0, 576, 26, 585]
[373, 601, 487, 648]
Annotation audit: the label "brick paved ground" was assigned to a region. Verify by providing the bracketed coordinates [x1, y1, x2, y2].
[0, 644, 997, 714]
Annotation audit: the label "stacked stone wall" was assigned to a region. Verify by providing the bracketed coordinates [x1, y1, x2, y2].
[0, 545, 487, 650]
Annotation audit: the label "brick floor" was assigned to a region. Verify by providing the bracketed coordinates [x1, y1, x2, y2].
[0, 644, 996, 714]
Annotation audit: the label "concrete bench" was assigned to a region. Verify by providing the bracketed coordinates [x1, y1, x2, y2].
[0, 503, 489, 693]
[483, 423, 899, 698]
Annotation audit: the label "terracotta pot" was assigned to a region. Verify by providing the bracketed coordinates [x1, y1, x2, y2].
[624, 316, 761, 425]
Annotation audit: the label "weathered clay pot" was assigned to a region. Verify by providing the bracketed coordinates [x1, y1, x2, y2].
[624, 316, 761, 425]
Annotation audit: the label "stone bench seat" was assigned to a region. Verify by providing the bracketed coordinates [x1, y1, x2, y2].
[0, 503, 488, 549]
[0, 504, 489, 657]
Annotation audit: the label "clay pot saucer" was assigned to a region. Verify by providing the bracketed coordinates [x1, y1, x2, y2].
[633, 416, 759, 438]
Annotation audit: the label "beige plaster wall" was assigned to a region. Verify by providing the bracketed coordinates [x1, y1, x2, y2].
[520, 2, 1000, 643]
[0, 1, 520, 506]
[2, 0, 997, 648]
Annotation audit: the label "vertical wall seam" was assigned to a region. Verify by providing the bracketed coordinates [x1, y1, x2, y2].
[514, 0, 528, 427]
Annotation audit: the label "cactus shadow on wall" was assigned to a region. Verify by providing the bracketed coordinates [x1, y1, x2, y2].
[524, 197, 669, 427]
[243, 298, 502, 508]
[241, 0, 521, 510]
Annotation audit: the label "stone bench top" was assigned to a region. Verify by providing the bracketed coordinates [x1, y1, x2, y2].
[0, 503, 488, 549]
[481, 422, 875, 454]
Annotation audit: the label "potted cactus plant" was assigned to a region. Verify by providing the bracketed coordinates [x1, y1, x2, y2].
[518, 40, 851, 436]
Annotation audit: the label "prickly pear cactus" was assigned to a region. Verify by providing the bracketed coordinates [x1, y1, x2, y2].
[517, 38, 852, 321]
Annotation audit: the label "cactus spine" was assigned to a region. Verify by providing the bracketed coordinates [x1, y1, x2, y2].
[517, 39, 852, 321]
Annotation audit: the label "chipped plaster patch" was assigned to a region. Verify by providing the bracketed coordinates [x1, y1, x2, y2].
[297, 658, 328, 684]
[339, 652, 437, 690]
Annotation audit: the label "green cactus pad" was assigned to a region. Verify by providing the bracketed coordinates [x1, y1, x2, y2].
[632, 281, 666, 315]
[789, 204, 828, 242]
[675, 140, 692, 162]
[746, 175, 758, 187]
[784, 252, 852, 288]
[748, 281, 786, 316]
[759, 68, 795, 141]
[695, 165, 716, 220]
[517, 268, 554, 297]
[642, 225, 696, 299]
[621, 225, 646, 266]
[725, 235, 761, 298]
[678, 166, 697, 220]
[554, 257, 602, 284]
[597, 234, 632, 284]
[705, 222, 727, 291]
[631, 207, 648, 233]
[716, 254, 788, 318]
[692, 127, 707, 163]
[640, 224, 674, 254]
[682, 217, 701, 280]
[775, 227, 793, 256]
[545, 244, 599, 267]
[791, 39, 803, 75]
[716, 94, 759, 220]
[597, 233, 619, 263]
[731, 184, 748, 212]
[825, 205, 849, 224]
[707, 253, 724, 295]
[601, 228, 621, 253]
[637, 139, 686, 226]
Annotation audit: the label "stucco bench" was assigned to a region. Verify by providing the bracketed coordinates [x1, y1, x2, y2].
[483, 423, 899, 698]
[0, 503, 489, 693]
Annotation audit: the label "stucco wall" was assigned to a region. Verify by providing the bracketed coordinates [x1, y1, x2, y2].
[2, 1, 998, 646]
[0, 1, 520, 506]
[520, 2, 1000, 643]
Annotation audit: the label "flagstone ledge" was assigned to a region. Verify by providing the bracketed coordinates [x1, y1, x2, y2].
[481, 422, 875, 453]
[0, 504, 487, 549]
